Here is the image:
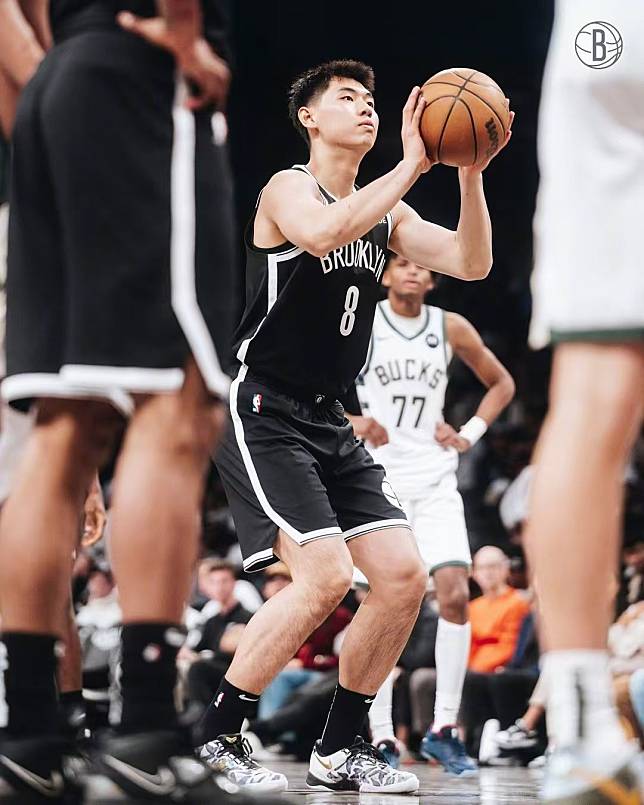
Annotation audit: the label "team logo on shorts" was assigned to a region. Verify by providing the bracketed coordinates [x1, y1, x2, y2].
[425, 333, 439, 348]
[382, 478, 403, 510]
[575, 22, 623, 69]
[252, 393, 263, 414]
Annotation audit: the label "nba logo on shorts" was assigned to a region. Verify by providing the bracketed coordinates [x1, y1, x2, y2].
[252, 393, 263, 414]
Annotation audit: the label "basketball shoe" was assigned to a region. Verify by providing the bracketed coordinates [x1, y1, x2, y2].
[307, 736, 419, 792]
[420, 726, 478, 776]
[196, 733, 288, 792]
[0, 734, 83, 803]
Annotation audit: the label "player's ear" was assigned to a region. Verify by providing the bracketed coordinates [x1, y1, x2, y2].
[298, 106, 317, 137]
[382, 268, 392, 288]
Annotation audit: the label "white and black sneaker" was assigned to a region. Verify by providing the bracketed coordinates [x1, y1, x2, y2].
[0, 735, 83, 803]
[496, 719, 538, 751]
[307, 736, 419, 793]
[87, 729, 233, 803]
[196, 733, 288, 793]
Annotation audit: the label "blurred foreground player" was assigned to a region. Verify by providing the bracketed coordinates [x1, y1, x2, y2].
[528, 2, 644, 803]
[349, 255, 514, 774]
[0, 0, 236, 801]
[197, 60, 511, 793]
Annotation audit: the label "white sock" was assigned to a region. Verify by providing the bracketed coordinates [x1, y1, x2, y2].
[543, 650, 629, 751]
[368, 670, 395, 745]
[432, 618, 471, 732]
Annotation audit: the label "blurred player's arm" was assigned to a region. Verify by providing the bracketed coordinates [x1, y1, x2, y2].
[0, 1, 48, 87]
[435, 312, 515, 452]
[0, 0, 49, 137]
[257, 88, 432, 257]
[341, 383, 389, 447]
[118, 0, 230, 109]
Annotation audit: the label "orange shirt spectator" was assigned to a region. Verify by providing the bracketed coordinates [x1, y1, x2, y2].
[468, 546, 530, 673]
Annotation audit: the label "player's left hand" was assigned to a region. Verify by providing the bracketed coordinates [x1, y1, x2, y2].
[81, 486, 107, 547]
[435, 421, 471, 453]
[117, 13, 230, 110]
[461, 107, 515, 175]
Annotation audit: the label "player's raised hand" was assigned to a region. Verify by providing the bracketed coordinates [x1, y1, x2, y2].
[401, 87, 433, 175]
[350, 415, 389, 447]
[118, 12, 230, 109]
[435, 421, 471, 453]
[463, 107, 515, 174]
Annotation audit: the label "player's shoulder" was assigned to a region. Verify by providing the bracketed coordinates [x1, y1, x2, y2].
[263, 167, 319, 195]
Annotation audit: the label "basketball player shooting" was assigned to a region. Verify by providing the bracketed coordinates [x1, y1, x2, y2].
[347, 255, 515, 775]
[195, 60, 513, 793]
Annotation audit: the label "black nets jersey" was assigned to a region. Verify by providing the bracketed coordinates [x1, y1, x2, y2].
[234, 165, 393, 400]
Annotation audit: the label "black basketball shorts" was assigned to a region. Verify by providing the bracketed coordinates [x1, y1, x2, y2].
[215, 368, 410, 572]
[1, 31, 234, 414]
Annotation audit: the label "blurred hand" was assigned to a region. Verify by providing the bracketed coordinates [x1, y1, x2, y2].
[401, 87, 433, 175]
[350, 415, 389, 447]
[435, 421, 471, 453]
[82, 484, 107, 547]
[462, 107, 515, 175]
[118, 12, 230, 110]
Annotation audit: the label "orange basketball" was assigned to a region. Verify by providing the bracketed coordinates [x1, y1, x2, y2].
[419, 69, 510, 168]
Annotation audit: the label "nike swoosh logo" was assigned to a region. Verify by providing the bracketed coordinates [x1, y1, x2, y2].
[365, 698, 376, 704]
[318, 756, 334, 770]
[0, 755, 64, 797]
[239, 694, 259, 702]
[573, 768, 640, 805]
[102, 756, 176, 795]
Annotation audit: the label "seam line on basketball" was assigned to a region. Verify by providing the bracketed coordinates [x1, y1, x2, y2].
[458, 97, 478, 166]
[436, 72, 474, 163]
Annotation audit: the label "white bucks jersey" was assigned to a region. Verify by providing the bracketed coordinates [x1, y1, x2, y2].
[356, 300, 457, 498]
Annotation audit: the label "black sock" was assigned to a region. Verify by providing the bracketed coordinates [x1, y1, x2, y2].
[119, 623, 184, 733]
[319, 684, 373, 756]
[195, 677, 259, 746]
[2, 632, 58, 737]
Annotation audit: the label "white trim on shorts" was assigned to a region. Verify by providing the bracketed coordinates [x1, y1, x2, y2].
[59, 77, 230, 400]
[0, 372, 133, 417]
[60, 366, 183, 395]
[343, 518, 411, 541]
[169, 77, 230, 399]
[230, 363, 343, 560]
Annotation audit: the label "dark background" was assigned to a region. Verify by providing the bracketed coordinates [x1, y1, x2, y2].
[226, 0, 555, 375]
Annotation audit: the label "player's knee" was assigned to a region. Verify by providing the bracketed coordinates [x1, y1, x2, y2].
[389, 557, 427, 607]
[308, 556, 353, 613]
[438, 584, 469, 623]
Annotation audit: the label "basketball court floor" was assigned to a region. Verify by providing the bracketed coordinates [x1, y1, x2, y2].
[274, 761, 540, 804]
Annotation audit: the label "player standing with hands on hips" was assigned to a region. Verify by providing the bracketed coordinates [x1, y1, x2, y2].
[348, 255, 515, 775]
[195, 60, 513, 793]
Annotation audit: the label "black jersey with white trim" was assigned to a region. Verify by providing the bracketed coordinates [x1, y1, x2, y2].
[234, 165, 393, 400]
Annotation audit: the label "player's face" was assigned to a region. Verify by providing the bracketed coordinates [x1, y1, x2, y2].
[385, 256, 434, 300]
[201, 569, 236, 603]
[306, 77, 379, 150]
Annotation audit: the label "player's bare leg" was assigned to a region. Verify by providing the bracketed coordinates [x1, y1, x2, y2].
[419, 564, 476, 774]
[195, 532, 353, 791]
[526, 342, 644, 803]
[106, 361, 224, 730]
[305, 528, 424, 792]
[0, 398, 119, 752]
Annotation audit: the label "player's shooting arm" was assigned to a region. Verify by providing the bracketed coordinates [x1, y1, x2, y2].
[0, 0, 47, 88]
[388, 168, 493, 283]
[261, 161, 423, 259]
[436, 312, 515, 452]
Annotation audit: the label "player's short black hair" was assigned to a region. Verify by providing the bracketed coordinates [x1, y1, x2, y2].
[288, 59, 375, 143]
